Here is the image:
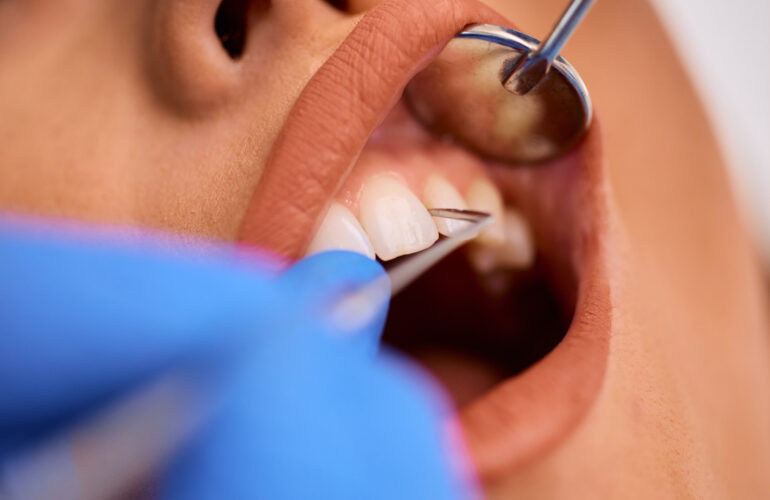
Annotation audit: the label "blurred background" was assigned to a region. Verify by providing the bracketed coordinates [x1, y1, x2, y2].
[650, 0, 770, 271]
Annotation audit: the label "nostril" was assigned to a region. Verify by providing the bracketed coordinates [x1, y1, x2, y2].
[215, 0, 269, 59]
[323, 0, 349, 11]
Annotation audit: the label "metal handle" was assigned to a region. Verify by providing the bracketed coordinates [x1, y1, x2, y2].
[328, 209, 492, 333]
[504, 0, 596, 95]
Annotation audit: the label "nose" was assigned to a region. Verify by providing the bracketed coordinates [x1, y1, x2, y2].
[146, 0, 373, 117]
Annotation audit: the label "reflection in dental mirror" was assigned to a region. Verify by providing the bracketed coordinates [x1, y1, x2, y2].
[405, 24, 592, 164]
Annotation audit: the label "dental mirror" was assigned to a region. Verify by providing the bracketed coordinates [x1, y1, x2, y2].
[405, 5, 594, 164]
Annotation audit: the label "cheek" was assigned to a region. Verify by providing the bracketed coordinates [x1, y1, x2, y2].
[131, 2, 359, 238]
[0, 0, 361, 240]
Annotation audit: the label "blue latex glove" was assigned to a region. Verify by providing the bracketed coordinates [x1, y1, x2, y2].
[0, 220, 478, 500]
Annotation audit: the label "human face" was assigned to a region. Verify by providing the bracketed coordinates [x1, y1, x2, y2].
[1, 0, 768, 497]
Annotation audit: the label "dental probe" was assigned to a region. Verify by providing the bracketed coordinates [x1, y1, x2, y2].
[389, 209, 492, 295]
[329, 209, 492, 332]
[503, 0, 596, 95]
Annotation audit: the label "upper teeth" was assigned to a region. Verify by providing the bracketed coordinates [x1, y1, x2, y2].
[358, 175, 438, 261]
[422, 174, 470, 237]
[305, 202, 376, 259]
[468, 207, 536, 273]
[465, 178, 507, 248]
[305, 173, 535, 270]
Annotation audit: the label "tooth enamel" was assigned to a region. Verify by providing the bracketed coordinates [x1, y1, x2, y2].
[422, 175, 470, 236]
[466, 178, 506, 247]
[305, 202, 376, 259]
[467, 245, 498, 274]
[496, 207, 536, 268]
[359, 175, 439, 261]
[468, 207, 535, 273]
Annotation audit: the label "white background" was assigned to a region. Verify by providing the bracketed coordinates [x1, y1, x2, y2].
[650, 0, 770, 270]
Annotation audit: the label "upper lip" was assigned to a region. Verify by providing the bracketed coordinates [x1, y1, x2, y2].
[237, 0, 507, 257]
[237, 0, 614, 482]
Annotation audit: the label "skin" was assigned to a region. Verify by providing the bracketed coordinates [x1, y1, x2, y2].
[481, 1, 770, 497]
[1, 0, 768, 498]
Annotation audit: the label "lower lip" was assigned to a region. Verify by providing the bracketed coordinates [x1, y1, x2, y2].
[459, 126, 612, 478]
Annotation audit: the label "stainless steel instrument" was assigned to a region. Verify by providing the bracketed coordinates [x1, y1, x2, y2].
[405, 0, 595, 164]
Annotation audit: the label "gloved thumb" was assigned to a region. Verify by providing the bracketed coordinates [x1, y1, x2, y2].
[279, 251, 390, 355]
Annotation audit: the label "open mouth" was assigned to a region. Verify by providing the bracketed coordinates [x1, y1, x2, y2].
[238, 0, 613, 482]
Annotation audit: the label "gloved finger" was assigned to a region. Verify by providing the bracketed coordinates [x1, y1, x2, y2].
[280, 251, 385, 305]
[279, 251, 390, 355]
[160, 332, 478, 500]
[0, 226, 284, 425]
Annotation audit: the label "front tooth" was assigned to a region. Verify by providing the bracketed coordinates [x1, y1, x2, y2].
[466, 178, 506, 247]
[422, 175, 470, 236]
[305, 202, 375, 259]
[359, 175, 439, 261]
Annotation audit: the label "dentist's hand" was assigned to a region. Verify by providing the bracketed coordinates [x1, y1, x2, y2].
[0, 222, 477, 500]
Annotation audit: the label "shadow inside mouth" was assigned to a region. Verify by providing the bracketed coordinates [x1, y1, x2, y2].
[382, 246, 573, 407]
